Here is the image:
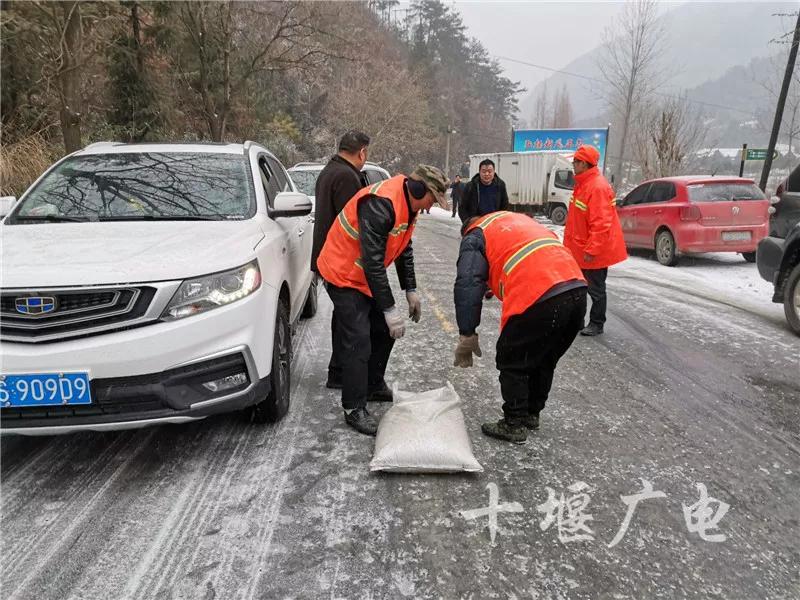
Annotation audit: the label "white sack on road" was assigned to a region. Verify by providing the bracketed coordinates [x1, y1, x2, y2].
[370, 382, 483, 473]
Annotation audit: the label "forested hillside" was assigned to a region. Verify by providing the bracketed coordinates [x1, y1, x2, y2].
[0, 0, 522, 195]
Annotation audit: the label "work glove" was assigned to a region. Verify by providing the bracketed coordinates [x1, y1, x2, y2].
[406, 290, 421, 323]
[384, 306, 406, 339]
[453, 334, 482, 368]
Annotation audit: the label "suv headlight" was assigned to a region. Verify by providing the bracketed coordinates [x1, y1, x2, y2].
[161, 260, 261, 321]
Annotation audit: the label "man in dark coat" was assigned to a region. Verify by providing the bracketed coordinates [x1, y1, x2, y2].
[458, 158, 509, 223]
[450, 175, 463, 218]
[311, 130, 371, 389]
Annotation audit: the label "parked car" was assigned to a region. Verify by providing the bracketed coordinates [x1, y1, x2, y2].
[616, 176, 769, 266]
[756, 163, 800, 336]
[288, 161, 391, 201]
[0, 141, 317, 435]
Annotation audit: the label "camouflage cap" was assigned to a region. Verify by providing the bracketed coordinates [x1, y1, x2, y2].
[410, 164, 449, 208]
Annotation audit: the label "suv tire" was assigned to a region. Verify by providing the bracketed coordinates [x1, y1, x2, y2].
[250, 300, 291, 423]
[742, 251, 756, 263]
[783, 262, 800, 336]
[655, 230, 679, 266]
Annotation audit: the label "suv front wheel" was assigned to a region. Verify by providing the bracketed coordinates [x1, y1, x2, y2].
[250, 300, 291, 423]
[784, 263, 800, 336]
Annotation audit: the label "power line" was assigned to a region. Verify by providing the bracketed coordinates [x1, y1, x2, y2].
[495, 54, 756, 117]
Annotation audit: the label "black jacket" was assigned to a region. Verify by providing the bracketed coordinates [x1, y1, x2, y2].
[357, 184, 417, 311]
[311, 155, 364, 274]
[458, 173, 509, 223]
[454, 227, 490, 335]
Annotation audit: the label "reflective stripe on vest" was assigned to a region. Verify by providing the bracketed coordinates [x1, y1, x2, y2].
[572, 195, 617, 210]
[503, 237, 563, 274]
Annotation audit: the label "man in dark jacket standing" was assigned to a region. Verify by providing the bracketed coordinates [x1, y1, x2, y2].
[317, 165, 449, 435]
[450, 175, 463, 218]
[311, 130, 370, 389]
[458, 159, 509, 222]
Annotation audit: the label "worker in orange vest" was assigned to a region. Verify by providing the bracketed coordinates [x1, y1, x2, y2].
[318, 165, 449, 435]
[453, 211, 587, 443]
[563, 144, 627, 336]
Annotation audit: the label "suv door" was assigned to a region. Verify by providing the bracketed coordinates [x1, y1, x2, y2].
[638, 181, 676, 247]
[259, 155, 302, 302]
[618, 183, 650, 246]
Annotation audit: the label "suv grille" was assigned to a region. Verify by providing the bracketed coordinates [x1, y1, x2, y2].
[0, 287, 156, 342]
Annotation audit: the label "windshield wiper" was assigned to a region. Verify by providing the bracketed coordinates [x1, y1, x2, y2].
[14, 214, 91, 223]
[97, 215, 227, 222]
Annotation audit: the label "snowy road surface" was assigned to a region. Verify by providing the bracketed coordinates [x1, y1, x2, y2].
[2, 211, 799, 600]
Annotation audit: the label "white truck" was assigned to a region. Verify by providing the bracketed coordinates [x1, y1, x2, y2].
[469, 151, 574, 224]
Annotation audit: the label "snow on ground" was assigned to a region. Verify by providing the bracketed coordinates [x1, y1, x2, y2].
[420, 208, 786, 325]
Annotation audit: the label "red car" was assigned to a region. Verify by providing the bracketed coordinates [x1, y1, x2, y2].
[616, 176, 769, 266]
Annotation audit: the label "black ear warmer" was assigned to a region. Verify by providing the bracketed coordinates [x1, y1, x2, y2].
[407, 179, 428, 199]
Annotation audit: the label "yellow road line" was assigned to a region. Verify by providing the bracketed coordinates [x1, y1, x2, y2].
[423, 290, 455, 333]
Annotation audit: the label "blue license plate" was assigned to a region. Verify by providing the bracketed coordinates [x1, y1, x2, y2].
[0, 372, 92, 408]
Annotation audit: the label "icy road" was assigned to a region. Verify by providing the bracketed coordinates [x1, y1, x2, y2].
[2, 211, 798, 600]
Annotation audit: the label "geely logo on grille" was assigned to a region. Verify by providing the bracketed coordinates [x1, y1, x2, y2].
[15, 296, 57, 315]
[732, 206, 740, 215]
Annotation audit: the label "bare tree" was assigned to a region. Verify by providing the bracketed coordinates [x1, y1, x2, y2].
[531, 82, 549, 129]
[174, 1, 345, 141]
[551, 84, 573, 128]
[596, 0, 666, 189]
[3, 1, 109, 152]
[632, 95, 707, 179]
[752, 52, 800, 157]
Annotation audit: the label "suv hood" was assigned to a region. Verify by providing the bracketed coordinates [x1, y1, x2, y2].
[1, 220, 266, 288]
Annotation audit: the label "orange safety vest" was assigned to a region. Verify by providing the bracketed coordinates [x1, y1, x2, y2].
[466, 211, 586, 330]
[317, 175, 416, 297]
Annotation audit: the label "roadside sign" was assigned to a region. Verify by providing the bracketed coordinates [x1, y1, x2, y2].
[744, 148, 778, 160]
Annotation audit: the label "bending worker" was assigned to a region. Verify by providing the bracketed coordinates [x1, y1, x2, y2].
[453, 211, 587, 443]
[318, 165, 449, 435]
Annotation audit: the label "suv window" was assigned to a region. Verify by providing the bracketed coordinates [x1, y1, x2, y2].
[687, 182, 766, 202]
[646, 182, 676, 204]
[622, 183, 650, 206]
[290, 170, 320, 196]
[9, 152, 254, 222]
[553, 169, 574, 190]
[266, 156, 291, 193]
[363, 170, 379, 185]
[258, 156, 281, 206]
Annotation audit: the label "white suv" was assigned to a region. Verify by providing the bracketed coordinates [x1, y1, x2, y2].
[0, 141, 317, 434]
[288, 161, 391, 200]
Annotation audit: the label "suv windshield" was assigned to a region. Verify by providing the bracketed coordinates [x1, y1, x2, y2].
[8, 152, 254, 223]
[289, 170, 320, 197]
[687, 182, 766, 202]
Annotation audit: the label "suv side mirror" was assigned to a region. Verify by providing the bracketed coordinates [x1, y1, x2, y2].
[271, 191, 312, 218]
[0, 196, 18, 218]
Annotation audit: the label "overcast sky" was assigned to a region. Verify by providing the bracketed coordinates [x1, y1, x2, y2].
[453, 1, 674, 95]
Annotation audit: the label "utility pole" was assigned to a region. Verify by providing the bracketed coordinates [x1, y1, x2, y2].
[760, 10, 800, 191]
[445, 127, 456, 177]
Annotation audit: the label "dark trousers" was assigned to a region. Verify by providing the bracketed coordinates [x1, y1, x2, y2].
[451, 199, 459, 217]
[495, 289, 586, 422]
[328, 309, 341, 381]
[325, 283, 394, 410]
[582, 268, 608, 326]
